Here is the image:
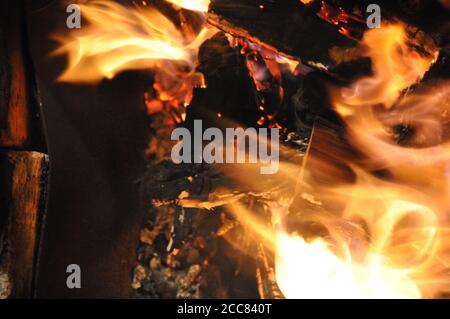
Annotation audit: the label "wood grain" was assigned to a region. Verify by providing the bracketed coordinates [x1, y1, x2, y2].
[0, 150, 49, 298]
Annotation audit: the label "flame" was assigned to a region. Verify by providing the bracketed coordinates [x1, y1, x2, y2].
[273, 24, 449, 299]
[274, 181, 441, 299]
[336, 24, 435, 109]
[54, 2, 449, 298]
[165, 0, 210, 12]
[54, 1, 216, 107]
[275, 229, 423, 299]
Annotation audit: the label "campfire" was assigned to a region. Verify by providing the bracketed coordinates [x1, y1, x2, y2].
[52, 0, 450, 299]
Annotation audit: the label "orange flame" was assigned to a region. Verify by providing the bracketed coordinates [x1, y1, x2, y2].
[270, 24, 450, 299]
[53, 1, 216, 107]
[274, 176, 442, 299]
[336, 24, 435, 109]
[54, 2, 450, 298]
[205, 23, 448, 298]
[262, 24, 448, 299]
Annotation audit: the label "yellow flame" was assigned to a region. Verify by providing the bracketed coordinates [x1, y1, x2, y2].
[275, 230, 422, 299]
[271, 23, 450, 299]
[273, 24, 448, 299]
[53, 1, 216, 107]
[165, 0, 210, 12]
[338, 24, 434, 109]
[54, 3, 449, 298]
[54, 1, 215, 82]
[272, 170, 448, 298]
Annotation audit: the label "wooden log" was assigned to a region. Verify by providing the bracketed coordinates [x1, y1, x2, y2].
[186, 32, 260, 130]
[326, 0, 449, 48]
[255, 244, 284, 299]
[207, 0, 359, 74]
[0, 150, 49, 298]
[0, 1, 46, 151]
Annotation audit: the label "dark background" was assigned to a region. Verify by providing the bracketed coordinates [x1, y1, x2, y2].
[25, 0, 150, 298]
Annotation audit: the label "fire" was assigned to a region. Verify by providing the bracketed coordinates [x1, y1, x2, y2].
[274, 189, 439, 299]
[165, 0, 210, 12]
[337, 24, 434, 109]
[275, 230, 422, 299]
[273, 24, 449, 299]
[54, 0, 216, 107]
[53, 1, 449, 299]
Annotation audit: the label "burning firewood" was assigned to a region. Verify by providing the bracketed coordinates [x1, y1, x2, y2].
[28, 0, 449, 299]
[207, 0, 359, 75]
[206, 0, 445, 83]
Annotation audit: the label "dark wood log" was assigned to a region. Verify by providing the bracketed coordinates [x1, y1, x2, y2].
[0, 1, 49, 299]
[186, 32, 260, 130]
[0, 1, 46, 151]
[0, 150, 49, 298]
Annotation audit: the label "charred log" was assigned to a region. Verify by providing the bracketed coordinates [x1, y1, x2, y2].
[207, 0, 358, 75]
[185, 33, 260, 130]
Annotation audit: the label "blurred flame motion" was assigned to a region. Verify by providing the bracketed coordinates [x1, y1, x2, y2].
[273, 177, 443, 299]
[336, 24, 435, 109]
[270, 24, 449, 299]
[335, 84, 450, 171]
[54, 1, 450, 298]
[274, 229, 423, 299]
[54, 0, 216, 108]
[225, 24, 449, 299]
